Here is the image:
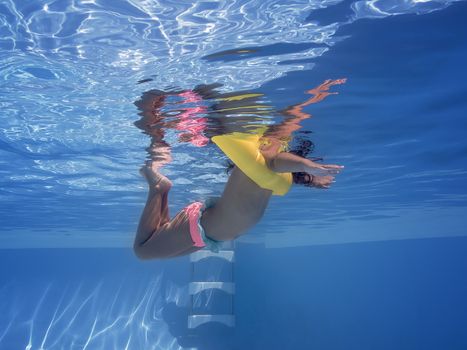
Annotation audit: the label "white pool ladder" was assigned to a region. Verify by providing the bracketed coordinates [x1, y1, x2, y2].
[188, 241, 235, 329]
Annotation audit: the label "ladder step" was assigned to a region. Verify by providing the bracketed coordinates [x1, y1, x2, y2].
[189, 282, 235, 295]
[190, 250, 235, 262]
[188, 314, 235, 329]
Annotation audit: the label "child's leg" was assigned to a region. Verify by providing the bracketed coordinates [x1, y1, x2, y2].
[134, 165, 199, 259]
[134, 171, 171, 247]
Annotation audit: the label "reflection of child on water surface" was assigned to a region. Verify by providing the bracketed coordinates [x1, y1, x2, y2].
[133, 79, 345, 259]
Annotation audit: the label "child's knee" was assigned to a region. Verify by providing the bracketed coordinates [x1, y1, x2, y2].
[133, 240, 170, 260]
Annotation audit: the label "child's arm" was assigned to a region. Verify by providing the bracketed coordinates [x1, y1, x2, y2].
[266, 152, 343, 175]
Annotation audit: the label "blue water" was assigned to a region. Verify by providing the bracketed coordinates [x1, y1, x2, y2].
[1, 0, 467, 349]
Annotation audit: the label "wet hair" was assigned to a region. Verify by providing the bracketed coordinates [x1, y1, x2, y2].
[292, 172, 315, 187]
[288, 136, 320, 187]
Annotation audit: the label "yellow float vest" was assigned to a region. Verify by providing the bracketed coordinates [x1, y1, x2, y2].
[212, 131, 293, 196]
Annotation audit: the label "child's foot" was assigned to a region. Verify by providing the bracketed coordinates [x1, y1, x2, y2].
[139, 163, 172, 190]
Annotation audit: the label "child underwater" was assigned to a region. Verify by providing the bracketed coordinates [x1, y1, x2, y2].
[133, 79, 345, 259]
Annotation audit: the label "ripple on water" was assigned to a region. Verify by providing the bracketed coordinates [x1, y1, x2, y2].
[0, 0, 464, 244]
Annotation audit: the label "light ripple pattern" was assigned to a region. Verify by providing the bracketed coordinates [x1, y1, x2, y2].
[0, 0, 464, 246]
[0, 276, 189, 350]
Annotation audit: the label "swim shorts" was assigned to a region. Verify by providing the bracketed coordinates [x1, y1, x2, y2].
[183, 197, 221, 252]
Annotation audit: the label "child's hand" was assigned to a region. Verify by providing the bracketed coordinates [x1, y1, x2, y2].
[303, 159, 343, 175]
[310, 175, 335, 189]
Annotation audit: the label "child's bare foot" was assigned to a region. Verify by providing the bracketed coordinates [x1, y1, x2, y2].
[139, 163, 172, 190]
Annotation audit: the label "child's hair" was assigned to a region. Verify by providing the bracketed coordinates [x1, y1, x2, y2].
[225, 136, 320, 187]
[288, 136, 314, 158]
[288, 136, 321, 187]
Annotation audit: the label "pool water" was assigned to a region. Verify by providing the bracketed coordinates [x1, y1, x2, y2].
[1, 0, 467, 349]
